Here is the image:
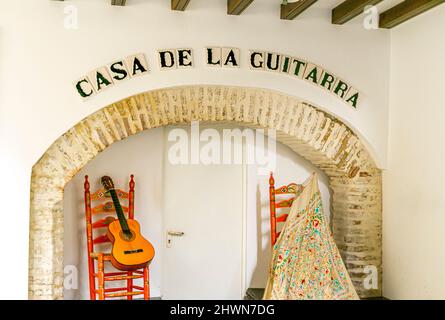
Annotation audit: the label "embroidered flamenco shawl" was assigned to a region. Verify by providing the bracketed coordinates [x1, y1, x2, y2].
[263, 173, 359, 300]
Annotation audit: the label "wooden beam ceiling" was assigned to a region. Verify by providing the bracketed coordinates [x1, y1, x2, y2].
[227, 0, 254, 15]
[111, 0, 126, 5]
[332, 0, 383, 25]
[51, 0, 445, 29]
[281, 0, 318, 20]
[172, 0, 191, 11]
[380, 0, 445, 29]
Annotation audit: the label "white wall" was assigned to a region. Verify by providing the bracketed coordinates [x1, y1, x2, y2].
[63, 125, 330, 299]
[384, 5, 445, 299]
[0, 0, 389, 298]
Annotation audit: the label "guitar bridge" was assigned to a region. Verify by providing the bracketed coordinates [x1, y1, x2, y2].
[124, 249, 144, 255]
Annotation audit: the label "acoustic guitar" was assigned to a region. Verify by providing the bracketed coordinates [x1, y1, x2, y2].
[101, 176, 155, 271]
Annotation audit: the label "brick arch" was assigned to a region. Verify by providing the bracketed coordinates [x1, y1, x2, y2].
[28, 85, 382, 299]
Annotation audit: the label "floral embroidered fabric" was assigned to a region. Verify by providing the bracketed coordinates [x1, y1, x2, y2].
[263, 174, 359, 300]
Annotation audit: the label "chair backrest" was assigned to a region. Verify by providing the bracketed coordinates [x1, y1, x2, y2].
[84, 175, 135, 254]
[268, 172, 302, 247]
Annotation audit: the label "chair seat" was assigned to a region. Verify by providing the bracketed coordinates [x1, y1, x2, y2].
[90, 252, 112, 260]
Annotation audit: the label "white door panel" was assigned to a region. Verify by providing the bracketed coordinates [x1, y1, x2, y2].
[162, 126, 244, 300]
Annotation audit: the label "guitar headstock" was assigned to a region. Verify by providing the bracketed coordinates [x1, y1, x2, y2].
[101, 176, 115, 191]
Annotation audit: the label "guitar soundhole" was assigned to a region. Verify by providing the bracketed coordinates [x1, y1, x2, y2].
[119, 230, 136, 242]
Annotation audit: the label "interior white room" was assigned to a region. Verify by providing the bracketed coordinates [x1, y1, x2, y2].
[63, 126, 330, 299]
[1, 0, 445, 301]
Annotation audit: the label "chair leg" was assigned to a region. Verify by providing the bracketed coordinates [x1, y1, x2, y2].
[127, 271, 133, 300]
[143, 266, 150, 300]
[97, 254, 105, 300]
[88, 258, 96, 300]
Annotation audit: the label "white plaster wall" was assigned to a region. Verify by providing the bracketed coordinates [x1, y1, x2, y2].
[384, 5, 445, 299]
[0, 0, 389, 298]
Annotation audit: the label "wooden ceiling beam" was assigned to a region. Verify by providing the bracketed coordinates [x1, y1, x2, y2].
[111, 0, 126, 5]
[332, 0, 383, 25]
[172, 0, 191, 11]
[281, 0, 318, 20]
[54, 0, 127, 5]
[380, 0, 445, 29]
[227, 0, 254, 15]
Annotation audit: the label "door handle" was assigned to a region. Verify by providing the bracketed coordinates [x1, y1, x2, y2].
[168, 231, 185, 236]
[166, 231, 185, 248]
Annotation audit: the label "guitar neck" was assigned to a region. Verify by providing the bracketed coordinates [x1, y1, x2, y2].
[108, 189, 130, 233]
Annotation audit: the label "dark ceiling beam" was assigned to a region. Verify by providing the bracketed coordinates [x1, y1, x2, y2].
[171, 0, 191, 11]
[332, 0, 383, 25]
[111, 0, 126, 5]
[227, 0, 254, 15]
[380, 0, 445, 29]
[280, 0, 318, 20]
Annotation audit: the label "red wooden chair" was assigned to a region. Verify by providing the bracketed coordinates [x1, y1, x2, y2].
[84, 174, 150, 300]
[268, 172, 303, 247]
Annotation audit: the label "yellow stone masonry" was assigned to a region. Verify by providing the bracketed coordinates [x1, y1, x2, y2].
[28, 85, 382, 299]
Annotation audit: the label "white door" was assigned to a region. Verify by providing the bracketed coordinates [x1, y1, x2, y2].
[161, 125, 244, 300]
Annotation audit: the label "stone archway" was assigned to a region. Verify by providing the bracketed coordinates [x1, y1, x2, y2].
[28, 85, 382, 299]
